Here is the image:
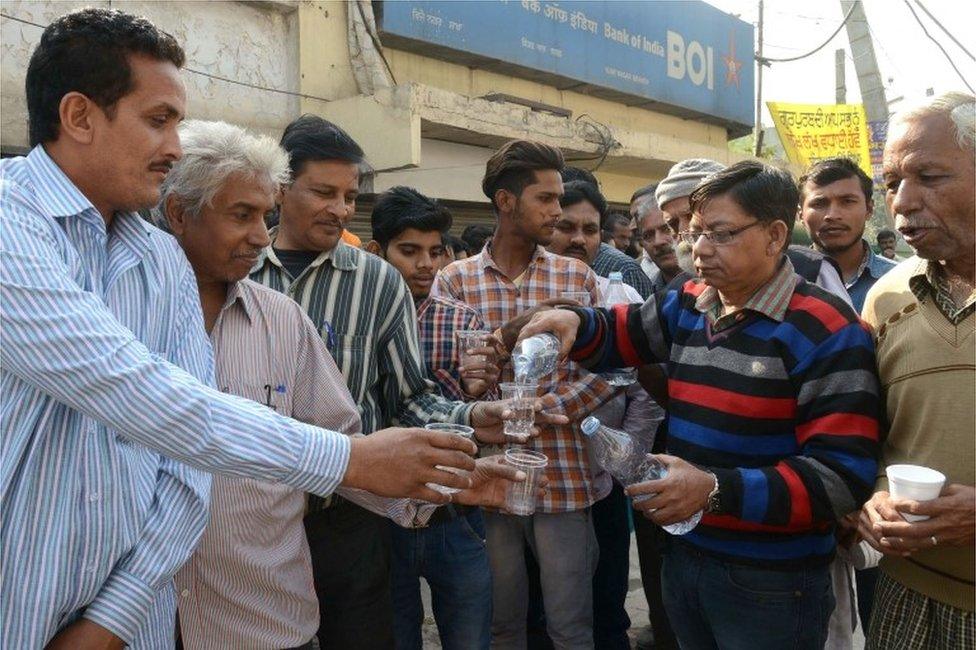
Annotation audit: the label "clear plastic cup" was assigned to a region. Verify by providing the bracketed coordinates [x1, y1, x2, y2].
[424, 423, 475, 495]
[456, 330, 491, 369]
[504, 448, 548, 516]
[886, 464, 946, 522]
[499, 382, 537, 443]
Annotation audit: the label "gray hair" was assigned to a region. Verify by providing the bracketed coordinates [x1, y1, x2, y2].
[632, 191, 659, 219]
[893, 91, 975, 152]
[160, 120, 291, 218]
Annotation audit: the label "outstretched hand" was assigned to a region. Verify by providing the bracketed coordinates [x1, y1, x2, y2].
[342, 428, 478, 504]
[455, 455, 549, 508]
[469, 398, 569, 445]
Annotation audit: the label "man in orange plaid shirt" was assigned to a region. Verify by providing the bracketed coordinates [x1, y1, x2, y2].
[433, 140, 616, 649]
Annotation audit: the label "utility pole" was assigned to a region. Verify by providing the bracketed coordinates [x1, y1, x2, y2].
[835, 49, 846, 103]
[753, 0, 765, 156]
[840, 0, 887, 121]
[840, 0, 891, 226]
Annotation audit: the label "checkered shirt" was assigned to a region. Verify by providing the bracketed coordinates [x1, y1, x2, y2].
[416, 294, 490, 402]
[432, 244, 617, 512]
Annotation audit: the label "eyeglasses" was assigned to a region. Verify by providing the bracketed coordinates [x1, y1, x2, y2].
[676, 221, 761, 246]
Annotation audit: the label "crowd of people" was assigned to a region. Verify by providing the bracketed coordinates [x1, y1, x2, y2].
[1, 7, 973, 650]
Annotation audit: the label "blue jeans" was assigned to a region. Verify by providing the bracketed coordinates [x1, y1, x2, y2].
[389, 508, 491, 650]
[662, 542, 835, 650]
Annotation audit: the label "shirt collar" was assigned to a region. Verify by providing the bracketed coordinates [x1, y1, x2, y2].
[257, 228, 360, 274]
[695, 256, 797, 324]
[479, 242, 548, 278]
[25, 145, 97, 218]
[26, 145, 154, 257]
[220, 280, 256, 324]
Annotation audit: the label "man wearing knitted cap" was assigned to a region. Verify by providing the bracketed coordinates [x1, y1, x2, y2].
[655, 159, 727, 276]
[656, 158, 851, 300]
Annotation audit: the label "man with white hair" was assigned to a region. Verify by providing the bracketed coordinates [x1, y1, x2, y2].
[859, 91, 975, 649]
[160, 121, 530, 650]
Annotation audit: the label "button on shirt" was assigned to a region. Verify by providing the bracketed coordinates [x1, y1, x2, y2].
[433, 245, 617, 512]
[1, 148, 351, 648]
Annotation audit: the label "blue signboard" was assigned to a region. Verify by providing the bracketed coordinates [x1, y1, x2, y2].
[379, 0, 754, 128]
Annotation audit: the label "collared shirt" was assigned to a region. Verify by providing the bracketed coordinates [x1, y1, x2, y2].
[250, 233, 472, 511]
[908, 258, 976, 325]
[416, 294, 489, 402]
[591, 243, 655, 299]
[838, 241, 897, 312]
[433, 245, 616, 512]
[639, 253, 668, 294]
[174, 280, 432, 649]
[1, 147, 350, 648]
[696, 257, 799, 332]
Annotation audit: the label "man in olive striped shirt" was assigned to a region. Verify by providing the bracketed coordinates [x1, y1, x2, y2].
[251, 116, 563, 647]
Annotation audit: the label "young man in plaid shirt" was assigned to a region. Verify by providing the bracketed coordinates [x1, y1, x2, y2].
[367, 186, 499, 649]
[433, 140, 616, 649]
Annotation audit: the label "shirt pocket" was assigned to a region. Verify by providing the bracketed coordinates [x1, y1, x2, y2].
[222, 380, 292, 416]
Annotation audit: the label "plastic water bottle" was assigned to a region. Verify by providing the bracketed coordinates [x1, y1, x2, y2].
[602, 272, 637, 386]
[580, 416, 701, 536]
[579, 415, 646, 482]
[512, 333, 560, 383]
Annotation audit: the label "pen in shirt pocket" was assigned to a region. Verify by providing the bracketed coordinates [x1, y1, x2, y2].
[321, 319, 337, 351]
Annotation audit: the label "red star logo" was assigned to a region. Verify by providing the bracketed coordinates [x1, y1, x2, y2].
[723, 32, 742, 88]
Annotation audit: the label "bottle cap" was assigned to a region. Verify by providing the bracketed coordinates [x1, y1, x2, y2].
[580, 416, 600, 436]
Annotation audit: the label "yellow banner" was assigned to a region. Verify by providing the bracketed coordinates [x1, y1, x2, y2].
[767, 102, 873, 175]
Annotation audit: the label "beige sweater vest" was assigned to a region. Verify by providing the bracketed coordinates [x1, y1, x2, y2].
[862, 258, 975, 611]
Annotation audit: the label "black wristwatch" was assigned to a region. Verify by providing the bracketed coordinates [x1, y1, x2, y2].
[705, 471, 721, 514]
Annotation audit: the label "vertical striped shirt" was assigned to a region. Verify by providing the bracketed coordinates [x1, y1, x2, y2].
[433, 245, 617, 512]
[571, 257, 881, 566]
[1, 148, 352, 648]
[250, 235, 473, 509]
[175, 280, 438, 649]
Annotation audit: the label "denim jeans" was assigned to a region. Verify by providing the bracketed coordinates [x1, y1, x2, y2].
[389, 507, 492, 650]
[662, 542, 835, 650]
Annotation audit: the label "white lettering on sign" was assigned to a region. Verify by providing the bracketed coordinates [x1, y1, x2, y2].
[666, 30, 714, 90]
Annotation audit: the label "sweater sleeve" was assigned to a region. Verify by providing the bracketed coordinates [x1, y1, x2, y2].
[570, 286, 683, 370]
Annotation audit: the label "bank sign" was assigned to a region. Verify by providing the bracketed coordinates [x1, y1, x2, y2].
[379, 0, 754, 129]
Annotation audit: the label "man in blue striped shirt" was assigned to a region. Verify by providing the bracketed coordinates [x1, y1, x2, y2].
[1, 9, 505, 649]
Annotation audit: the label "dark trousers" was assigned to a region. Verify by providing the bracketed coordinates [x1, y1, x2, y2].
[591, 482, 632, 650]
[304, 499, 395, 650]
[662, 542, 834, 650]
[856, 566, 879, 629]
[633, 505, 678, 649]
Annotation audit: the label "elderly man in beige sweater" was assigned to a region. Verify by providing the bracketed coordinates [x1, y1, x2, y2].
[859, 91, 975, 649]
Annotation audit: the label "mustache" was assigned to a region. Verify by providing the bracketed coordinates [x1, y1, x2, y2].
[566, 245, 588, 255]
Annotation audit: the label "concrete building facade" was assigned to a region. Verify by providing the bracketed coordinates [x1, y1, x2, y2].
[1, 0, 753, 237]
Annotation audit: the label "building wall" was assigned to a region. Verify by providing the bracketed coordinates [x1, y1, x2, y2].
[1, 0, 301, 152]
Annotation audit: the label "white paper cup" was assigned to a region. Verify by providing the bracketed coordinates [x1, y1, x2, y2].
[886, 464, 946, 521]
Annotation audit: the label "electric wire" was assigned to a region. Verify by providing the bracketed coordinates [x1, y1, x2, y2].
[902, 0, 975, 93]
